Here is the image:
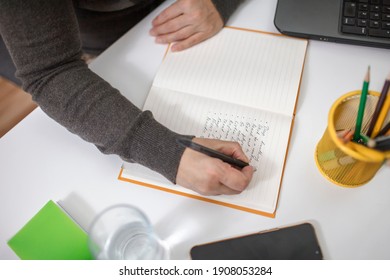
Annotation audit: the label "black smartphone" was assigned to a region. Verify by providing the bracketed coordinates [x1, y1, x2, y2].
[190, 223, 323, 260]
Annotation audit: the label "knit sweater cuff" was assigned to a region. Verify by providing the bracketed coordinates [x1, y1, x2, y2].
[120, 111, 193, 183]
[211, 0, 244, 24]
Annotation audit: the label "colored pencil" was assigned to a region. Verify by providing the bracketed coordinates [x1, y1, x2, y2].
[371, 88, 390, 138]
[376, 121, 390, 138]
[367, 135, 390, 151]
[353, 66, 370, 142]
[367, 73, 390, 137]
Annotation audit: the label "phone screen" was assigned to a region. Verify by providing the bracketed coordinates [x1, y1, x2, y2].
[190, 223, 323, 260]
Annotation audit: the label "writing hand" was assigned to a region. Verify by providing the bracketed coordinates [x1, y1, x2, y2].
[176, 137, 255, 196]
[149, 0, 223, 52]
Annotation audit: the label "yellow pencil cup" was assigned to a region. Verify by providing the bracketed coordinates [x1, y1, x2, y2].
[315, 90, 389, 187]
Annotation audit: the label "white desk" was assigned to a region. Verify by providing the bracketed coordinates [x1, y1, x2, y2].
[1, 0, 389, 260]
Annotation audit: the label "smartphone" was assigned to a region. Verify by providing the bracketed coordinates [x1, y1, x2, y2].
[190, 223, 323, 260]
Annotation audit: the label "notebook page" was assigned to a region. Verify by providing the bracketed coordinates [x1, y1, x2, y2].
[138, 87, 293, 213]
[152, 27, 307, 116]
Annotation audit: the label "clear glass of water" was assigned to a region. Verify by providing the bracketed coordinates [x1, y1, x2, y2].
[88, 204, 168, 260]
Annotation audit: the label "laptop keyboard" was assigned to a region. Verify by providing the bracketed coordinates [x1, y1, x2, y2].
[341, 0, 390, 39]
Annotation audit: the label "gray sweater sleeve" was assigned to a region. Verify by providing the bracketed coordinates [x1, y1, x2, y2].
[211, 0, 245, 24]
[0, 0, 242, 183]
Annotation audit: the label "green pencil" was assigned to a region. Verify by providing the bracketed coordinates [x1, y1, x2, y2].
[353, 66, 370, 142]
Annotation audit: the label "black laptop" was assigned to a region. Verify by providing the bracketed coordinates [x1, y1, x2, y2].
[274, 0, 390, 49]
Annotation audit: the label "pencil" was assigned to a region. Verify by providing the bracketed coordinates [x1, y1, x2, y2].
[358, 133, 370, 145]
[343, 129, 355, 143]
[353, 66, 370, 142]
[177, 138, 250, 169]
[367, 73, 390, 137]
[371, 88, 390, 138]
[376, 121, 390, 138]
[367, 135, 390, 151]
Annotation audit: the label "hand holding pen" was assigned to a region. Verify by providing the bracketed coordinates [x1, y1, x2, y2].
[176, 137, 255, 196]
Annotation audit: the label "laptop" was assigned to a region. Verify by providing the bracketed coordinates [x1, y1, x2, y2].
[274, 0, 390, 49]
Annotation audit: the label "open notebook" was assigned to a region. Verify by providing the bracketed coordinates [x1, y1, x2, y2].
[119, 27, 308, 217]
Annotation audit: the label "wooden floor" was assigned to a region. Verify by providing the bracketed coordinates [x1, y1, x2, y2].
[0, 77, 37, 138]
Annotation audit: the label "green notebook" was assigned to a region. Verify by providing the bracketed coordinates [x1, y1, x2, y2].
[8, 200, 93, 260]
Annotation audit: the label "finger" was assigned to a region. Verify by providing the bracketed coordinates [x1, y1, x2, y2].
[219, 164, 254, 192]
[216, 184, 242, 195]
[155, 25, 195, 44]
[193, 184, 240, 196]
[150, 15, 190, 37]
[201, 182, 242, 196]
[217, 141, 250, 163]
[171, 31, 209, 52]
[192, 138, 251, 165]
[183, 178, 240, 196]
[185, 159, 245, 196]
[152, 2, 183, 26]
[242, 165, 256, 179]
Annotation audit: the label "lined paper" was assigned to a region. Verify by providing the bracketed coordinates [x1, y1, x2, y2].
[143, 87, 292, 213]
[153, 28, 307, 116]
[121, 27, 307, 216]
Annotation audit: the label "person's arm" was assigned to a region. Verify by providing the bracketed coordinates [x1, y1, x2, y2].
[0, 0, 253, 195]
[150, 0, 244, 51]
[0, 0, 185, 182]
[210, 0, 245, 25]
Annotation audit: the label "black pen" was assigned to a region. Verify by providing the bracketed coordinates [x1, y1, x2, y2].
[177, 138, 250, 169]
